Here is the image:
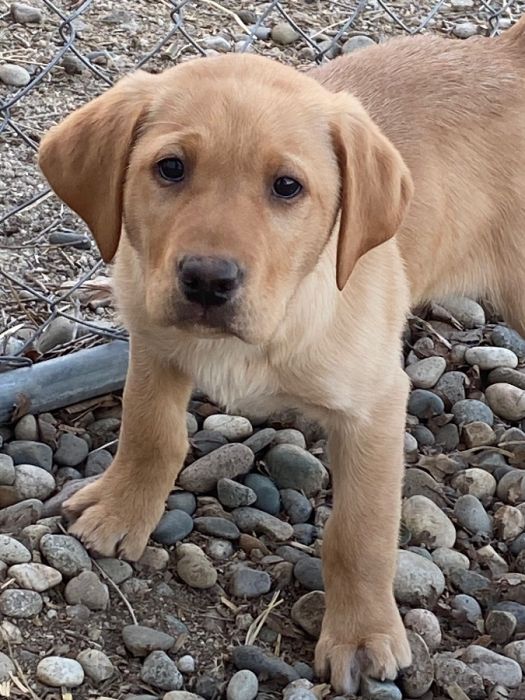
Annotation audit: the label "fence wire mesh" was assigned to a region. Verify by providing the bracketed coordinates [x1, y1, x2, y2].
[0, 0, 520, 372]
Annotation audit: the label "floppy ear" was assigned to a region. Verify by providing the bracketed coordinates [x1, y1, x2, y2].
[38, 70, 158, 263]
[331, 95, 413, 290]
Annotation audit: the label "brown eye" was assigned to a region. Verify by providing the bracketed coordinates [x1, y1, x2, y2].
[158, 157, 185, 182]
[273, 176, 302, 199]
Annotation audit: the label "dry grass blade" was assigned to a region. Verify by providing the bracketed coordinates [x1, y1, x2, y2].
[91, 558, 138, 626]
[245, 590, 283, 646]
[7, 642, 42, 700]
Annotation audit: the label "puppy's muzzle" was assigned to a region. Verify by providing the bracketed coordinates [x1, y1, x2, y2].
[178, 255, 244, 307]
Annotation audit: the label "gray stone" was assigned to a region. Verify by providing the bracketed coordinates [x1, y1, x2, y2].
[486, 383, 525, 421]
[453, 21, 478, 38]
[11, 3, 42, 23]
[227, 669, 259, 700]
[217, 478, 257, 509]
[8, 563, 62, 591]
[230, 568, 271, 598]
[359, 677, 401, 700]
[451, 468, 496, 501]
[465, 346, 518, 370]
[232, 507, 293, 540]
[394, 550, 445, 606]
[96, 558, 133, 584]
[194, 516, 240, 540]
[203, 414, 252, 441]
[40, 534, 91, 577]
[402, 495, 456, 548]
[265, 445, 328, 496]
[492, 326, 525, 362]
[0, 651, 15, 681]
[403, 469, 446, 508]
[177, 655, 195, 673]
[461, 645, 522, 687]
[486, 610, 517, 644]
[0, 589, 42, 617]
[0, 534, 31, 564]
[186, 412, 198, 436]
[504, 640, 525, 672]
[404, 609, 442, 651]
[407, 390, 444, 419]
[152, 510, 194, 545]
[54, 433, 89, 467]
[437, 297, 485, 328]
[243, 428, 276, 454]
[0, 499, 42, 531]
[65, 571, 109, 610]
[435, 371, 467, 408]
[37, 317, 75, 353]
[452, 399, 493, 426]
[462, 422, 497, 449]
[495, 602, 525, 632]
[77, 648, 114, 683]
[14, 415, 38, 441]
[431, 547, 470, 576]
[449, 569, 491, 600]
[454, 494, 492, 535]
[179, 444, 254, 493]
[122, 625, 175, 657]
[271, 22, 299, 45]
[37, 656, 85, 687]
[244, 474, 280, 515]
[400, 631, 433, 698]
[406, 356, 446, 389]
[206, 538, 234, 560]
[494, 505, 524, 539]
[137, 546, 169, 571]
[14, 463, 55, 500]
[489, 367, 525, 390]
[273, 429, 306, 449]
[232, 645, 298, 683]
[190, 430, 228, 458]
[434, 653, 485, 699]
[0, 63, 30, 86]
[0, 454, 15, 486]
[281, 489, 312, 524]
[294, 557, 323, 591]
[177, 543, 217, 589]
[291, 590, 325, 638]
[451, 594, 482, 624]
[293, 523, 318, 545]
[412, 424, 435, 447]
[497, 469, 525, 504]
[167, 491, 197, 514]
[5, 440, 52, 470]
[164, 693, 205, 700]
[140, 650, 183, 691]
[202, 35, 231, 52]
[342, 35, 376, 54]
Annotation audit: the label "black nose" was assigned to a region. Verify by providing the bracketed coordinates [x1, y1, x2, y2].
[178, 255, 243, 307]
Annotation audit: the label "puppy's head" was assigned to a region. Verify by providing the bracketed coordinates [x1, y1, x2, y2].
[39, 55, 412, 344]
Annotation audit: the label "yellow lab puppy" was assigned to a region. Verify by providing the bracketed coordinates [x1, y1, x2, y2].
[39, 18, 525, 693]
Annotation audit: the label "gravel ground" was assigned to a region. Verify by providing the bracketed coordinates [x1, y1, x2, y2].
[4, 2, 525, 700]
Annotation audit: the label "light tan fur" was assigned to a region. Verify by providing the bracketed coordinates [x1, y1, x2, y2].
[38, 19, 525, 694]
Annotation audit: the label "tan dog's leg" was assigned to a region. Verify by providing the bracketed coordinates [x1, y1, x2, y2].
[316, 369, 410, 694]
[63, 337, 191, 560]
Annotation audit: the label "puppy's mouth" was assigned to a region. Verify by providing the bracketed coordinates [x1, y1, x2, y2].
[170, 300, 243, 340]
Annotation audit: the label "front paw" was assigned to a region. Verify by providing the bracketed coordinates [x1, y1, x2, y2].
[315, 606, 411, 694]
[63, 477, 163, 561]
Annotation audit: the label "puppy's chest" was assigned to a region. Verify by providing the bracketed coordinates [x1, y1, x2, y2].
[173, 338, 332, 415]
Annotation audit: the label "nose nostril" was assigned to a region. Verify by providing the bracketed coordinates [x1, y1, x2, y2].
[178, 256, 243, 307]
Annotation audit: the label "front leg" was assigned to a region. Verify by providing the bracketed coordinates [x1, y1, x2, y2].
[63, 335, 191, 560]
[316, 370, 411, 694]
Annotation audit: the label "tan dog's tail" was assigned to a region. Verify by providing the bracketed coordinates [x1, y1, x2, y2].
[499, 15, 525, 46]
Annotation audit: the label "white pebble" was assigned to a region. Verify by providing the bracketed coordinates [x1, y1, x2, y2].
[36, 656, 85, 687]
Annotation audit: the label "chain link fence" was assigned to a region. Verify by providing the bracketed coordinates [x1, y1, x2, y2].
[0, 0, 520, 373]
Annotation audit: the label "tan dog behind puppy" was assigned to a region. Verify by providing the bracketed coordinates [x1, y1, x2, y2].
[38, 19, 525, 694]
